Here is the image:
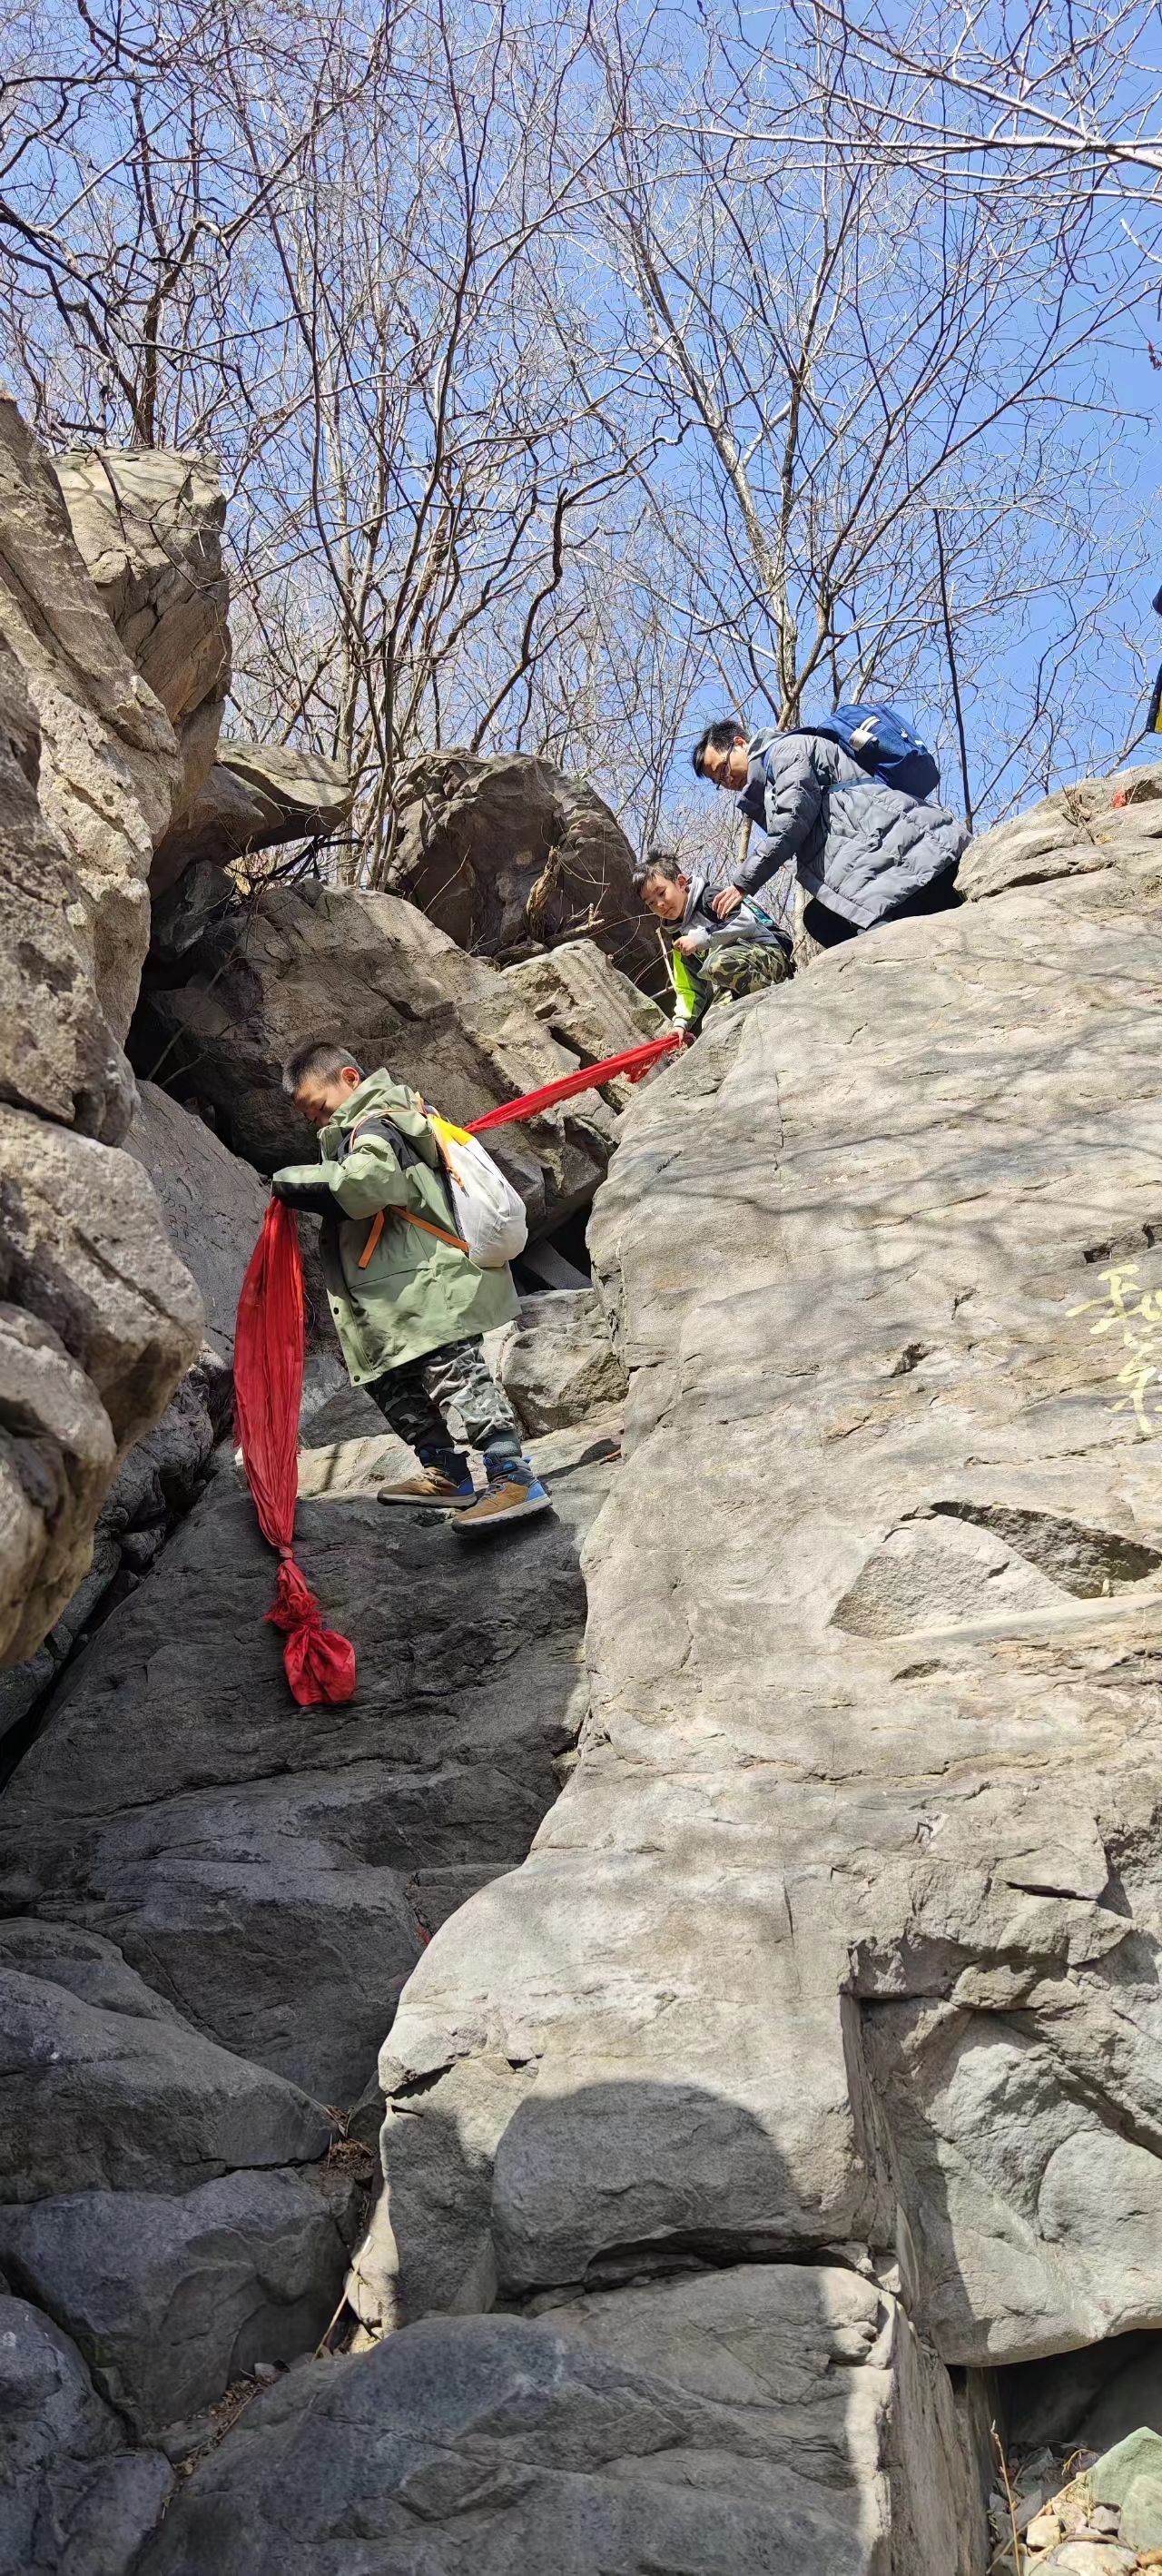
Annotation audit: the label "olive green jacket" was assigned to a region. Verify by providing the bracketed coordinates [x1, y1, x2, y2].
[272, 1070, 519, 1383]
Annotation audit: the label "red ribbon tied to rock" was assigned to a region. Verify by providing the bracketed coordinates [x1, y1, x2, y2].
[234, 1199, 357, 1708]
[466, 1031, 680, 1133]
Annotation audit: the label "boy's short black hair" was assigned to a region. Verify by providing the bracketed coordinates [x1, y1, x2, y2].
[631, 847, 685, 896]
[281, 1037, 365, 1095]
[691, 716, 747, 777]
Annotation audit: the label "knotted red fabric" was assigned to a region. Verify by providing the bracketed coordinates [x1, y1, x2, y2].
[467, 1032, 680, 1132]
[234, 1199, 356, 1708]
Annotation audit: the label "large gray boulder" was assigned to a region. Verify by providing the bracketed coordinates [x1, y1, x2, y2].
[134, 2277, 985, 2574]
[389, 748, 663, 992]
[150, 741, 352, 896]
[0, 2293, 172, 2574]
[0, 1453, 614, 2104]
[137, 879, 618, 1231]
[341, 864, 1162, 2395]
[959, 757, 1162, 903]
[0, 1918, 330, 2199]
[500, 1289, 626, 1435]
[0, 394, 181, 1041]
[0, 2167, 350, 2437]
[54, 448, 231, 839]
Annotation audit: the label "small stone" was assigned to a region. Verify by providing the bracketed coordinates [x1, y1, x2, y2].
[1038, 2543, 1137, 2572]
[252, 2362, 278, 2384]
[1089, 2507, 1120, 2535]
[1039, 2547, 1137, 2573]
[1118, 2471, 1162, 2551]
[1090, 2429, 1162, 2510]
[1026, 2510, 1063, 2551]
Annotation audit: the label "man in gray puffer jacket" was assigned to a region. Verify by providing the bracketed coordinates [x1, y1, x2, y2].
[693, 716, 968, 946]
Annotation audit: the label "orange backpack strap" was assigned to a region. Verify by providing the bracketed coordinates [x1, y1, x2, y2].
[359, 1207, 468, 1268]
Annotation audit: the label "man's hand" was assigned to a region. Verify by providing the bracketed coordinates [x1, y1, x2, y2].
[712, 885, 744, 919]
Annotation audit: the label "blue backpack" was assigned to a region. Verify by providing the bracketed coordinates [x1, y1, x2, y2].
[802, 702, 940, 800]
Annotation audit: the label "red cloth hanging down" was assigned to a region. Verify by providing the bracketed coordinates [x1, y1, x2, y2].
[234, 1199, 356, 1709]
[467, 1031, 681, 1133]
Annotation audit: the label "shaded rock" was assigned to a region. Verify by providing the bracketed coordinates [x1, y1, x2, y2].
[389, 746, 663, 991]
[124, 1082, 269, 1367]
[150, 741, 352, 897]
[500, 1289, 626, 1435]
[0, 393, 181, 1040]
[0, 1456, 612, 2102]
[1005, 2332, 1162, 2453]
[502, 936, 668, 1101]
[0, 2292, 172, 2574]
[0, 634, 131, 1142]
[0, 1103, 203, 1665]
[0, 1917, 330, 2201]
[55, 448, 230, 828]
[349, 880, 1162, 2372]
[0, 2166, 349, 2437]
[136, 879, 617, 1230]
[134, 2279, 984, 2575]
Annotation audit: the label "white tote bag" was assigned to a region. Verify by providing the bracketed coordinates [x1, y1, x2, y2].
[428, 1115, 528, 1269]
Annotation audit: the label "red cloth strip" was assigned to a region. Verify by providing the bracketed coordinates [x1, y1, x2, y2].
[467, 1031, 680, 1132]
[234, 1199, 356, 1709]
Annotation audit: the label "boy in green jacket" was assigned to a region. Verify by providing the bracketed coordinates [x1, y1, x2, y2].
[271, 1039, 550, 1532]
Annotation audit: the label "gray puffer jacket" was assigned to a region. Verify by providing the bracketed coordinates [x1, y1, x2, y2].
[733, 727, 968, 930]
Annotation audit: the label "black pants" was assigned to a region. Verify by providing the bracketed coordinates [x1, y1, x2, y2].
[803, 866, 962, 950]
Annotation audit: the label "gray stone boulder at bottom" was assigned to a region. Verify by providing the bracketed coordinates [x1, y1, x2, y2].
[0, 1917, 331, 2201]
[499, 1288, 627, 1434]
[134, 2270, 986, 2575]
[0, 2166, 349, 2439]
[0, 2293, 172, 2575]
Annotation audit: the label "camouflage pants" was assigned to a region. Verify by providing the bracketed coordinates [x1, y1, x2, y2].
[366, 1335, 521, 1467]
[686, 941, 791, 1030]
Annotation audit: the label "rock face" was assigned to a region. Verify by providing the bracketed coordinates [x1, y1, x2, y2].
[389, 748, 663, 992]
[124, 1082, 269, 1368]
[150, 741, 353, 896]
[958, 756, 1162, 903]
[0, 1102, 203, 1668]
[502, 936, 668, 1102]
[345, 863, 1162, 2396]
[0, 394, 181, 1040]
[136, 879, 619, 1230]
[500, 1289, 627, 1434]
[134, 2273, 984, 2574]
[0, 1395, 615, 2489]
[0, 2292, 173, 2574]
[54, 448, 230, 836]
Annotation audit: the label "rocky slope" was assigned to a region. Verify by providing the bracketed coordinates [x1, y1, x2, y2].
[133, 779, 1162, 2571]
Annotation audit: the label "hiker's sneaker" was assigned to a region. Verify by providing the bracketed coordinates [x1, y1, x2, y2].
[454, 1472, 552, 1534]
[378, 1467, 476, 1508]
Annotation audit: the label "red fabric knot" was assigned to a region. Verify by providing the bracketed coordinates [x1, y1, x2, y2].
[234, 1199, 357, 1709]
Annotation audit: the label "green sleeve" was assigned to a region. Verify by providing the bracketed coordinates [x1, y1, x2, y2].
[670, 948, 705, 1030]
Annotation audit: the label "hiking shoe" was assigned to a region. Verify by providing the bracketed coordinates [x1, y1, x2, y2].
[378, 1467, 476, 1508]
[453, 1474, 552, 1534]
